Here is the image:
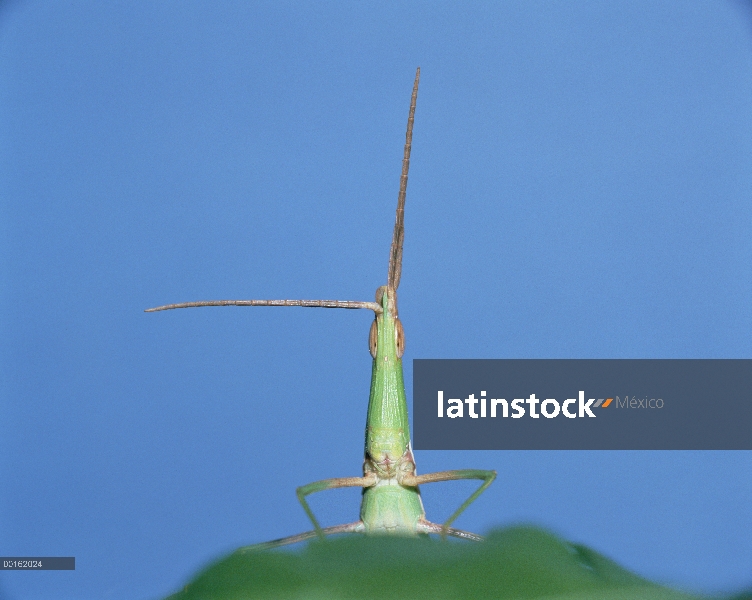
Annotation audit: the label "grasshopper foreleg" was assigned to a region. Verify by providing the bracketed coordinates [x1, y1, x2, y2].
[296, 473, 378, 539]
[402, 469, 497, 538]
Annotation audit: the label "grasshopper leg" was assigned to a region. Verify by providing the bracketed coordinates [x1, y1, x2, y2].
[416, 520, 484, 542]
[402, 469, 496, 538]
[296, 473, 378, 538]
[237, 521, 365, 553]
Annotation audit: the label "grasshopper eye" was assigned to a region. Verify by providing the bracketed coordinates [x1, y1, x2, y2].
[394, 318, 405, 358]
[369, 319, 378, 358]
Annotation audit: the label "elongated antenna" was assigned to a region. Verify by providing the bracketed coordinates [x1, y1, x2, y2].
[387, 67, 419, 292]
[145, 299, 382, 313]
[146, 70, 419, 316]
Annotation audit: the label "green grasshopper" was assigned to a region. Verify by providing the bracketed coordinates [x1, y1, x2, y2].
[146, 68, 496, 549]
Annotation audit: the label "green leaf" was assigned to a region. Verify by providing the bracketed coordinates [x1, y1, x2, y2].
[164, 526, 711, 600]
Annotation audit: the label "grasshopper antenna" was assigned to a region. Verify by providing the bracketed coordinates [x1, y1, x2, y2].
[146, 70, 420, 316]
[387, 67, 419, 293]
[145, 299, 381, 313]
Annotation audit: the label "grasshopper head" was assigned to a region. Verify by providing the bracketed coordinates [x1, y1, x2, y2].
[375, 285, 398, 317]
[366, 426, 409, 476]
[369, 286, 405, 359]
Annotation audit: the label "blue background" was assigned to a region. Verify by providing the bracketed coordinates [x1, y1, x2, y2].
[1, 2, 751, 599]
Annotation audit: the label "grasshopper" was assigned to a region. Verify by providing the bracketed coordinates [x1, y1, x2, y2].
[146, 68, 496, 549]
